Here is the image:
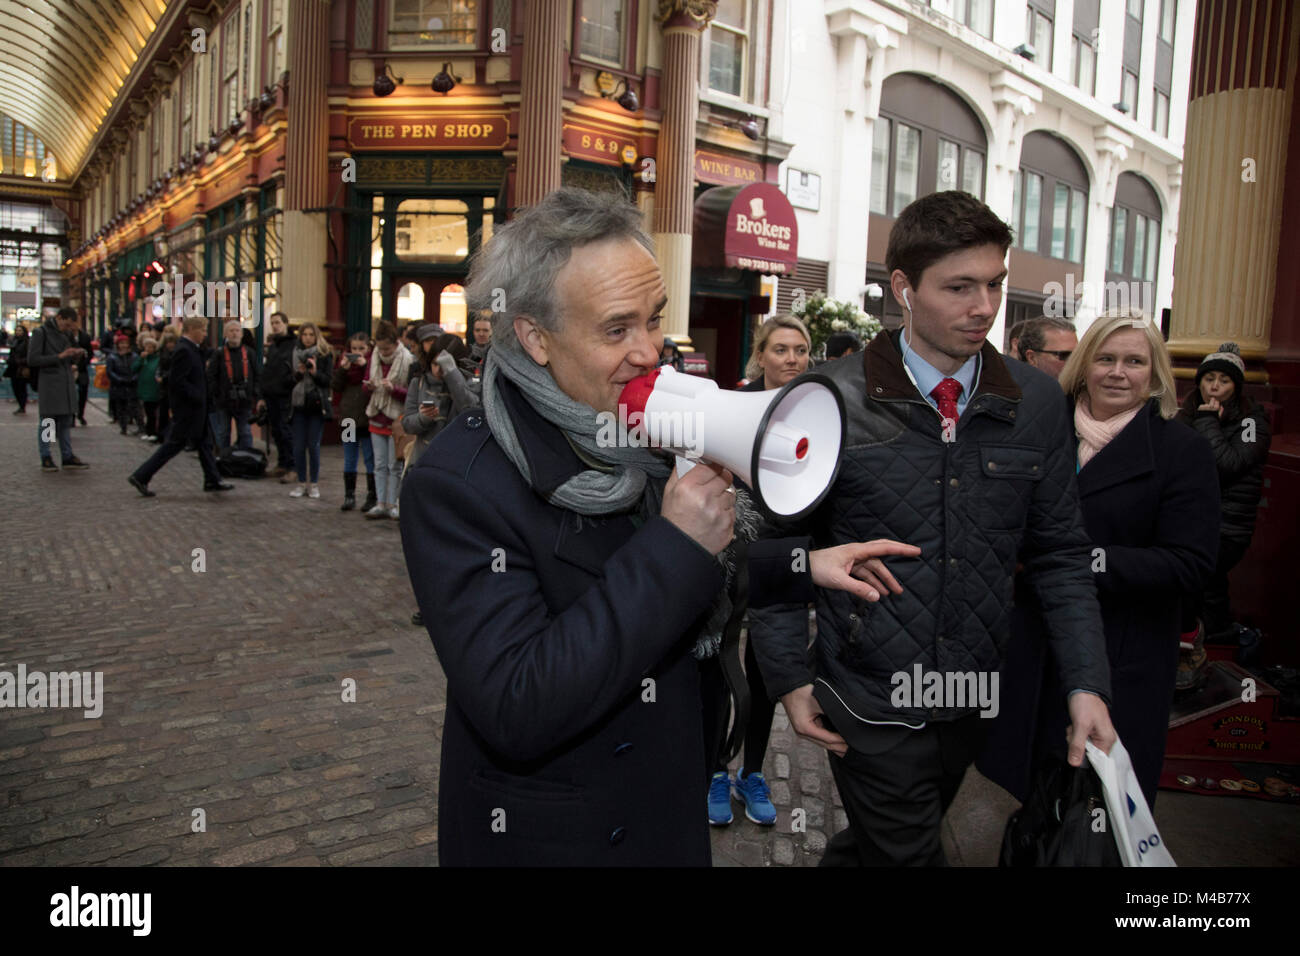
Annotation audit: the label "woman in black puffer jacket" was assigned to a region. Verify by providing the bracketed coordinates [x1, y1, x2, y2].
[1175, 342, 1272, 643]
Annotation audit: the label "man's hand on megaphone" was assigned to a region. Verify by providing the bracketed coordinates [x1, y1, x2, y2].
[809, 540, 922, 602]
[781, 684, 847, 757]
[661, 462, 735, 555]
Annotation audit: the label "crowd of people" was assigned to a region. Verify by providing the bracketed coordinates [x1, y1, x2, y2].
[1, 185, 1274, 868]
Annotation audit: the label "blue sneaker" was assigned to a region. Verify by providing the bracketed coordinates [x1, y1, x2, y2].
[733, 767, 777, 825]
[708, 771, 733, 825]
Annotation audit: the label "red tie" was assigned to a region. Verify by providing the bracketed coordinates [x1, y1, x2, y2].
[930, 377, 962, 427]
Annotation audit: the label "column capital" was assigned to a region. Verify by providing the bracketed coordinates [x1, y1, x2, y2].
[657, 0, 716, 31]
[825, 0, 906, 46]
[1093, 124, 1133, 205]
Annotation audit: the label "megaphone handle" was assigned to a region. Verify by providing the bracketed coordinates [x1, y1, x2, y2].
[675, 455, 696, 478]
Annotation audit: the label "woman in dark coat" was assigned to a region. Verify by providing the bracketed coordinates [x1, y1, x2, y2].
[981, 312, 1219, 808]
[1174, 343, 1272, 646]
[4, 324, 29, 413]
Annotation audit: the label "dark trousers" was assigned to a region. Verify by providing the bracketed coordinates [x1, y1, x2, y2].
[132, 415, 222, 486]
[11, 378, 27, 410]
[820, 714, 990, 867]
[1179, 537, 1250, 637]
[291, 410, 325, 482]
[265, 393, 294, 468]
[142, 400, 159, 436]
[77, 376, 88, 418]
[158, 392, 171, 439]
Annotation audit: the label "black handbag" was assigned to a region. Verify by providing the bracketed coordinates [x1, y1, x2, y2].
[1000, 756, 1122, 867]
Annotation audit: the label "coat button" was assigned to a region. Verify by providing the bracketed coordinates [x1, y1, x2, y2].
[1009, 410, 1016, 418]
[465, 414, 483, 429]
[949, 477, 959, 488]
[609, 827, 626, 845]
[948, 557, 957, 567]
[987, 461, 997, 471]
[1031, 464, 1039, 471]
[874, 386, 883, 393]
[614, 742, 633, 756]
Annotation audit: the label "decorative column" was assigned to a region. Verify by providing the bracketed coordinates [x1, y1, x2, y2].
[1168, 0, 1298, 364]
[654, 0, 715, 347]
[824, 2, 903, 308]
[988, 71, 1040, 347]
[280, 0, 330, 326]
[1077, 126, 1131, 335]
[515, 0, 566, 207]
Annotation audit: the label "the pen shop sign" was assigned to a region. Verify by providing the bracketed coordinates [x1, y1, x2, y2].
[347, 115, 510, 150]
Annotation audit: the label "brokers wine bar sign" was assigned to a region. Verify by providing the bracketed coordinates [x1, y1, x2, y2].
[347, 115, 509, 150]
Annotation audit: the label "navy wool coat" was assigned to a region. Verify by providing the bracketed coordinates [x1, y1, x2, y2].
[400, 375, 730, 866]
[981, 399, 1219, 806]
[166, 337, 214, 443]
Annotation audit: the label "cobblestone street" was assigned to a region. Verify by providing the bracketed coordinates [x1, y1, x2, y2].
[2, 398, 1296, 867]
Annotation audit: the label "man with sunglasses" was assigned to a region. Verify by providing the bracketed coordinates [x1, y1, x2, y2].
[1016, 317, 1078, 380]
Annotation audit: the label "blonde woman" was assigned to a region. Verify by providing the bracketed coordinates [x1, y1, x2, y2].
[1037, 311, 1218, 804]
[741, 314, 811, 392]
[288, 322, 334, 499]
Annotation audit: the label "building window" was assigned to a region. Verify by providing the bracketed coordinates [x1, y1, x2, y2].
[1026, 7, 1053, 71]
[1159, 0, 1176, 43]
[1121, 70, 1138, 114]
[389, 0, 479, 49]
[393, 198, 472, 264]
[872, 74, 988, 217]
[870, 118, 890, 215]
[1013, 132, 1090, 263]
[1071, 33, 1095, 95]
[1109, 206, 1127, 273]
[1153, 89, 1169, 136]
[705, 0, 747, 98]
[265, 0, 285, 84]
[179, 59, 194, 154]
[946, 0, 992, 39]
[222, 11, 240, 124]
[577, 0, 625, 66]
[1012, 171, 1043, 252]
[893, 123, 921, 213]
[1127, 0, 1143, 19]
[242, 2, 253, 110]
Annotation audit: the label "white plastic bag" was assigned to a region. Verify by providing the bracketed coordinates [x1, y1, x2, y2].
[1085, 739, 1176, 867]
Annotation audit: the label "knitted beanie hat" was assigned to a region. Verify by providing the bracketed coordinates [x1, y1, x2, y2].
[1196, 341, 1245, 393]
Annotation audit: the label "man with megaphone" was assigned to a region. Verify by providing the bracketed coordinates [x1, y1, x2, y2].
[399, 188, 919, 867]
[746, 190, 1118, 867]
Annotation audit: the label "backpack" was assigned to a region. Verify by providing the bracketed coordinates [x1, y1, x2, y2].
[217, 446, 268, 479]
[1000, 757, 1123, 867]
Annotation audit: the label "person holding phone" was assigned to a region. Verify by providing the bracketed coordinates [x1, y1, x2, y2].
[28, 307, 90, 471]
[333, 330, 377, 511]
[400, 328, 477, 471]
[287, 322, 334, 499]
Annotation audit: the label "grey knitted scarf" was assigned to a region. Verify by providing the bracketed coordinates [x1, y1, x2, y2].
[482, 344, 758, 658]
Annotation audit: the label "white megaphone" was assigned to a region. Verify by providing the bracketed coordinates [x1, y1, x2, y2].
[617, 366, 846, 520]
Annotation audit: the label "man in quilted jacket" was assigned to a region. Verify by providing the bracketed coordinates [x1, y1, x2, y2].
[748, 191, 1116, 866]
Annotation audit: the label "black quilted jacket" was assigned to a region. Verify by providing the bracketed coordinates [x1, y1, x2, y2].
[749, 329, 1112, 723]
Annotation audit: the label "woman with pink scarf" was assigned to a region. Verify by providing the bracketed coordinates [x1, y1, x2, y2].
[1046, 311, 1219, 804]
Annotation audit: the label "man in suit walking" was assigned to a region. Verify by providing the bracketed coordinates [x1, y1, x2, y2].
[128, 316, 233, 497]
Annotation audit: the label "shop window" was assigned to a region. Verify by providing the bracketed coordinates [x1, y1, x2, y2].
[704, 0, 748, 99]
[441, 283, 468, 335]
[578, 0, 626, 67]
[371, 195, 385, 325]
[393, 198, 471, 264]
[1109, 207, 1127, 273]
[389, 0, 479, 49]
[396, 282, 425, 323]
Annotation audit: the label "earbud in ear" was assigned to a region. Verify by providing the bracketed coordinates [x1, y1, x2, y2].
[903, 289, 912, 311]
